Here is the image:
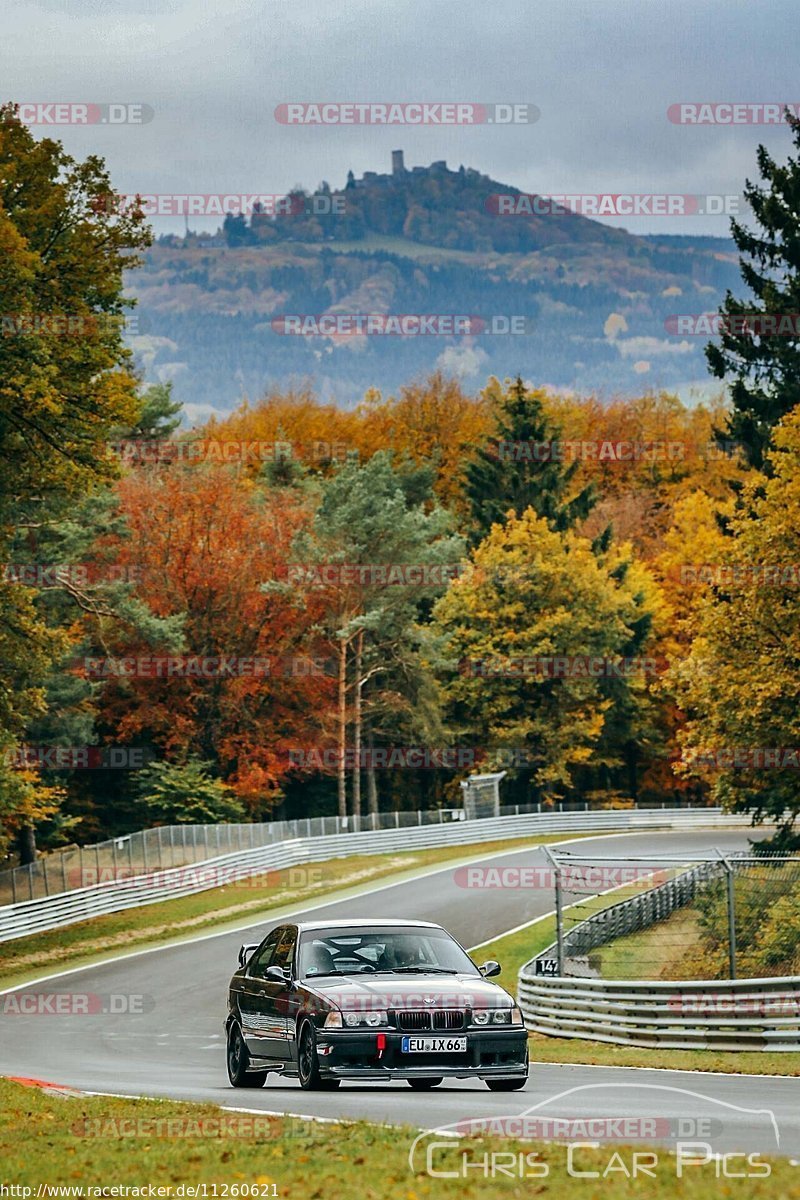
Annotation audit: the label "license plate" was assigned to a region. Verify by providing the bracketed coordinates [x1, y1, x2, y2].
[401, 1036, 467, 1053]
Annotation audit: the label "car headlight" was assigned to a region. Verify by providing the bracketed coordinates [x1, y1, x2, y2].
[323, 1010, 343, 1028]
[472, 1009, 490, 1025]
[491, 1008, 511, 1024]
[510, 1006, 524, 1026]
[342, 1010, 388, 1027]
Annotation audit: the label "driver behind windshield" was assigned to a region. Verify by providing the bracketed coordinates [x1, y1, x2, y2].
[377, 934, 426, 970]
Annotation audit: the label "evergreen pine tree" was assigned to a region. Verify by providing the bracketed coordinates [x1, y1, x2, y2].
[707, 112, 800, 472]
[464, 376, 596, 544]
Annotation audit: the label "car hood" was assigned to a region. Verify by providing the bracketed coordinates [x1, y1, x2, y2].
[302, 972, 511, 1009]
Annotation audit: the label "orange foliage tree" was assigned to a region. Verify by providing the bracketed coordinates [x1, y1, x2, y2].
[96, 463, 334, 812]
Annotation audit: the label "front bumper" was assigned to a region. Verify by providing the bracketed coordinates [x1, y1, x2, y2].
[315, 1027, 528, 1079]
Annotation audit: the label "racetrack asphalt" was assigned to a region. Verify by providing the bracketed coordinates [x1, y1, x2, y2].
[2, 827, 798, 1160]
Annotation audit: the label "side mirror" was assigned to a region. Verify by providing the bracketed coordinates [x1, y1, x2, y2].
[239, 942, 260, 968]
[266, 964, 291, 984]
[479, 960, 501, 978]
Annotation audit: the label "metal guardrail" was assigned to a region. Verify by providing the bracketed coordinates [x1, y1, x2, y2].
[517, 973, 800, 1051]
[0, 799, 687, 906]
[0, 807, 746, 942]
[0, 808, 469, 906]
[518, 852, 800, 1050]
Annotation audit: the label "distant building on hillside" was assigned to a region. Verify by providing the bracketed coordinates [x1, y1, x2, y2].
[351, 152, 455, 189]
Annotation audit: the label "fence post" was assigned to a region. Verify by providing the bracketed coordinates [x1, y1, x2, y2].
[11, 866, 17, 905]
[543, 848, 563, 975]
[62, 853, 68, 893]
[724, 857, 737, 980]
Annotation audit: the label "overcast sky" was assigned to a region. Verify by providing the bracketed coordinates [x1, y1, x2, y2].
[4, 0, 797, 235]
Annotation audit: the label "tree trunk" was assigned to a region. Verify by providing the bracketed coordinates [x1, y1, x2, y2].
[17, 824, 37, 866]
[366, 723, 379, 815]
[337, 637, 347, 819]
[352, 629, 363, 820]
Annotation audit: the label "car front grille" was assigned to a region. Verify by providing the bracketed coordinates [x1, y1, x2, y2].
[396, 1009, 465, 1031]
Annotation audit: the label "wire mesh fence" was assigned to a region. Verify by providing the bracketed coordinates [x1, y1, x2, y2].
[532, 849, 800, 982]
[0, 807, 469, 906]
[0, 796, 708, 907]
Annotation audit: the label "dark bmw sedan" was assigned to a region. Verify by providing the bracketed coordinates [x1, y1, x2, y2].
[225, 918, 528, 1091]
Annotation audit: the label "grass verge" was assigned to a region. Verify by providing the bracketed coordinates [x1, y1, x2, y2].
[0, 1077, 793, 1197]
[527, 1032, 800, 1077]
[1, 833, 596, 989]
[594, 907, 703, 980]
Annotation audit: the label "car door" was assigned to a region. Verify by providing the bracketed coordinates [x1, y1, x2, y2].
[260, 924, 298, 1062]
[238, 927, 281, 1057]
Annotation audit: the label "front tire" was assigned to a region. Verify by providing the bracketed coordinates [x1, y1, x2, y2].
[297, 1021, 339, 1090]
[227, 1022, 268, 1088]
[408, 1078, 443, 1090]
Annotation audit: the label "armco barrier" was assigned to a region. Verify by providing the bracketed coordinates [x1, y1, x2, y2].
[0, 807, 747, 942]
[516, 972, 800, 1051]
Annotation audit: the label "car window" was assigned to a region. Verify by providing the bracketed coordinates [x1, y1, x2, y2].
[271, 926, 297, 973]
[298, 927, 479, 977]
[248, 929, 281, 978]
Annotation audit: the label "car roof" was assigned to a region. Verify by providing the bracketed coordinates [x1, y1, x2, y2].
[293, 918, 443, 933]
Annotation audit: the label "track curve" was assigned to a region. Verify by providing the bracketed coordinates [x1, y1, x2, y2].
[2, 828, 797, 1158]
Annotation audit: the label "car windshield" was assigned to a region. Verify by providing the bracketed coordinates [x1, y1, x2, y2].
[297, 926, 480, 978]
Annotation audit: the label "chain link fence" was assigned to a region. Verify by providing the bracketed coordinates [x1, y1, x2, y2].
[531, 848, 800, 982]
[0, 808, 469, 906]
[0, 796, 702, 906]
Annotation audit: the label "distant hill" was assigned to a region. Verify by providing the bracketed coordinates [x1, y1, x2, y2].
[125, 155, 740, 414]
